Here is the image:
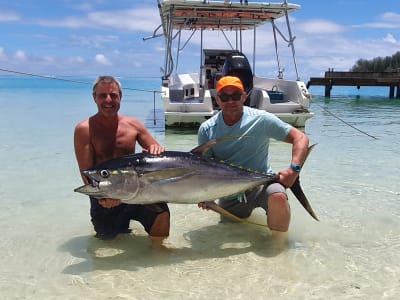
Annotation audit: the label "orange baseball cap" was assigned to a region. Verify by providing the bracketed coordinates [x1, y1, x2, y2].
[216, 76, 244, 93]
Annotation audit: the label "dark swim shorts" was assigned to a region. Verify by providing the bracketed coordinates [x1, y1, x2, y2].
[89, 197, 169, 240]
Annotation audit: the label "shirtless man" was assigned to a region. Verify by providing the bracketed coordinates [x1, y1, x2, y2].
[74, 76, 170, 243]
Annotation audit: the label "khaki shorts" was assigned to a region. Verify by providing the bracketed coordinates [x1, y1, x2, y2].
[218, 183, 286, 219]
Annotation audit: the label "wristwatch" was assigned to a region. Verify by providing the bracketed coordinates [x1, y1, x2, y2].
[290, 163, 302, 172]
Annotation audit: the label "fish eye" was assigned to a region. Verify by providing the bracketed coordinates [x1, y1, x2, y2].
[100, 170, 110, 178]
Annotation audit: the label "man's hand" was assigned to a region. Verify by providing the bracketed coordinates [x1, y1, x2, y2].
[98, 198, 122, 208]
[144, 144, 165, 155]
[278, 168, 299, 188]
[198, 201, 215, 210]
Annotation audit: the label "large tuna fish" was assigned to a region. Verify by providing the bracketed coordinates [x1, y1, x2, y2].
[74, 139, 318, 220]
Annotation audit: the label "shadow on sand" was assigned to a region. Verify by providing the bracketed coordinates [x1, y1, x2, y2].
[59, 222, 288, 275]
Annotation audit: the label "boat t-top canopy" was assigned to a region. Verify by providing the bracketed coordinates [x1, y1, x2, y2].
[149, 0, 302, 81]
[158, 0, 300, 31]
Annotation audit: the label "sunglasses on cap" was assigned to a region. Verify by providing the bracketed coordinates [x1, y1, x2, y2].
[218, 92, 243, 102]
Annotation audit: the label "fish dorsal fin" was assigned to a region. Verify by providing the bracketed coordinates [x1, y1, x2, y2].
[191, 135, 251, 157]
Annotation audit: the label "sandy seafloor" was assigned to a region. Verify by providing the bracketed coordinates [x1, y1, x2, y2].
[0, 77, 399, 299]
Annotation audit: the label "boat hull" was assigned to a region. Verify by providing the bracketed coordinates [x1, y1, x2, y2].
[164, 110, 313, 128]
[163, 75, 313, 128]
[165, 111, 215, 128]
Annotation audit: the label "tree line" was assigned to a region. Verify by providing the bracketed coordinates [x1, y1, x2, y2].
[350, 51, 400, 72]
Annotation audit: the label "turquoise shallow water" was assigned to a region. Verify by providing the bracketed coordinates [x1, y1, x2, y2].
[0, 76, 399, 299]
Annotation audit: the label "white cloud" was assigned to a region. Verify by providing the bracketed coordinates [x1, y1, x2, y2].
[381, 12, 400, 24]
[297, 20, 346, 35]
[0, 10, 20, 22]
[68, 34, 120, 49]
[38, 17, 90, 29]
[354, 12, 400, 29]
[36, 8, 160, 32]
[15, 50, 26, 61]
[383, 33, 397, 44]
[87, 8, 159, 32]
[69, 56, 85, 64]
[95, 54, 112, 65]
[43, 56, 56, 64]
[0, 47, 6, 60]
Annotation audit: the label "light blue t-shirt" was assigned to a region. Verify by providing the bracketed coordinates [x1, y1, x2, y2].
[198, 106, 292, 173]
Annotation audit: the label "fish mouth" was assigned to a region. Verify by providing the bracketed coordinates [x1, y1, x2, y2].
[82, 171, 101, 186]
[87, 178, 100, 188]
[74, 180, 109, 197]
[74, 172, 101, 195]
[74, 183, 98, 195]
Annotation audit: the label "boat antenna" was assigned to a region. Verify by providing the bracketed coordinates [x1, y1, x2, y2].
[253, 25, 256, 74]
[221, 30, 235, 50]
[175, 30, 182, 73]
[283, 1, 301, 81]
[270, 1, 301, 80]
[142, 24, 163, 41]
[271, 20, 283, 79]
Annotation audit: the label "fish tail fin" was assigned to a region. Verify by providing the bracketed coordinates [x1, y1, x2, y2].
[288, 143, 319, 221]
[290, 176, 319, 221]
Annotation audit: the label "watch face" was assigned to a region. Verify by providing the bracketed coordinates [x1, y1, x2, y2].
[291, 164, 301, 172]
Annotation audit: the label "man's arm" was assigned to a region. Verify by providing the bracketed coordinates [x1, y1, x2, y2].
[74, 121, 121, 208]
[279, 127, 310, 188]
[134, 120, 165, 155]
[74, 121, 94, 184]
[286, 127, 310, 167]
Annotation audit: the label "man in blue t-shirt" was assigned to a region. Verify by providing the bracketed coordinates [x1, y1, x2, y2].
[198, 76, 309, 237]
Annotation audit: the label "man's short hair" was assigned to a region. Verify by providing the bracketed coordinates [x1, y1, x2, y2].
[92, 76, 122, 97]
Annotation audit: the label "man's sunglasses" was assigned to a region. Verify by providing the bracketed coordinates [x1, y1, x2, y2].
[218, 92, 243, 102]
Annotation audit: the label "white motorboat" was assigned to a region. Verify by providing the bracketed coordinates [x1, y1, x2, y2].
[147, 0, 313, 128]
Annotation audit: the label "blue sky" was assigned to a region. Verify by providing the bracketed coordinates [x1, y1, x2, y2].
[0, 0, 399, 80]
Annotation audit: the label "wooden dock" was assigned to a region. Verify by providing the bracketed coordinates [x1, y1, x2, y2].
[307, 71, 400, 98]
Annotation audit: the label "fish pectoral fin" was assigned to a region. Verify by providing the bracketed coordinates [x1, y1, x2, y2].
[142, 168, 194, 182]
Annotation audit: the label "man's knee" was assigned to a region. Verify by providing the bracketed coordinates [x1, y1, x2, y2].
[267, 192, 290, 232]
[268, 192, 288, 206]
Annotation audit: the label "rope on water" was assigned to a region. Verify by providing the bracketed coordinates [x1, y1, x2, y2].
[315, 103, 378, 140]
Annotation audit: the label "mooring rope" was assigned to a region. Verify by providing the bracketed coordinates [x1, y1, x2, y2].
[314, 102, 378, 140]
[0, 67, 161, 94]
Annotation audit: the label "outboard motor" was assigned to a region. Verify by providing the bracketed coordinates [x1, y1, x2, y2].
[222, 52, 253, 105]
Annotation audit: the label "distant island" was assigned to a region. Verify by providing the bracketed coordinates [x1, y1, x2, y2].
[350, 51, 400, 72]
